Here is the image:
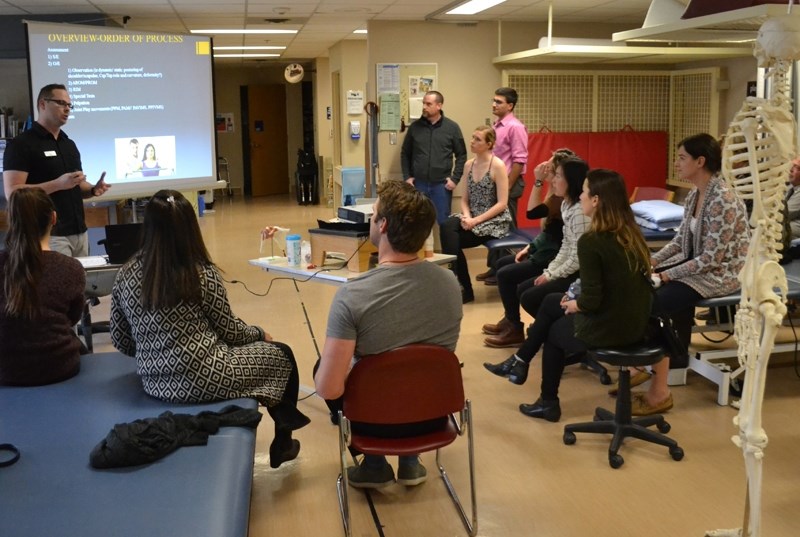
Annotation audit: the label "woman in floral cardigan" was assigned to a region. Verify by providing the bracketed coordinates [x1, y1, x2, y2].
[634, 133, 749, 415]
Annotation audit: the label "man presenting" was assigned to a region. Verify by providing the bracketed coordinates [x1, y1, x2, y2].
[477, 86, 529, 283]
[315, 180, 462, 489]
[3, 83, 110, 257]
[401, 90, 467, 224]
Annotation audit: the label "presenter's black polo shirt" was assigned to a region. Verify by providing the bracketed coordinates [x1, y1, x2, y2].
[3, 122, 86, 236]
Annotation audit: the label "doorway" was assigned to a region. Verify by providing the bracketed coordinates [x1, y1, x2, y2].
[241, 84, 288, 196]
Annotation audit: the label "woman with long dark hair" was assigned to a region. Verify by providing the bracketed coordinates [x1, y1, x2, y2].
[636, 134, 748, 415]
[111, 190, 309, 468]
[0, 188, 85, 385]
[491, 170, 653, 422]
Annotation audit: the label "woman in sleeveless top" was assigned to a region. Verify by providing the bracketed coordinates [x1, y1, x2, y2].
[440, 125, 512, 303]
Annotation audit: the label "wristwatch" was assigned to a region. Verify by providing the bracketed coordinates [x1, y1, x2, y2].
[534, 179, 544, 187]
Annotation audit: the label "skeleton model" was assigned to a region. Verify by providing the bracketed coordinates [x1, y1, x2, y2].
[707, 12, 800, 537]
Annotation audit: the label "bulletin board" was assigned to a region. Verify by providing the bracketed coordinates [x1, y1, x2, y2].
[376, 63, 438, 131]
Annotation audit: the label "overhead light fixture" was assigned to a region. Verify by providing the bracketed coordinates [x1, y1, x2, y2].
[213, 46, 286, 50]
[214, 53, 282, 58]
[446, 0, 506, 16]
[191, 29, 297, 34]
[353, 29, 368, 34]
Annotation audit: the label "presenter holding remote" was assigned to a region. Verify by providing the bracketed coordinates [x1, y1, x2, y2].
[3, 83, 110, 257]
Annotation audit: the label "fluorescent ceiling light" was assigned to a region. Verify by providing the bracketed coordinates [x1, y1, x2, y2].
[191, 29, 297, 34]
[214, 53, 282, 58]
[353, 29, 368, 34]
[446, 0, 506, 16]
[213, 46, 286, 50]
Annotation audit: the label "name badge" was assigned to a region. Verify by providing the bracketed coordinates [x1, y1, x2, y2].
[44, 150, 57, 157]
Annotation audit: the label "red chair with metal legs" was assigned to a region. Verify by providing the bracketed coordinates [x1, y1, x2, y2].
[336, 344, 477, 537]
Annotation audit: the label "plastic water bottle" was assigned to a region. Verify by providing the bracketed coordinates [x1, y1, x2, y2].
[286, 234, 301, 266]
[566, 278, 581, 300]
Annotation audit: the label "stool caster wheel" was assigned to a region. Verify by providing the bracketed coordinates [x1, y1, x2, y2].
[563, 431, 576, 445]
[657, 421, 671, 434]
[599, 372, 612, 385]
[670, 446, 684, 461]
[609, 453, 624, 469]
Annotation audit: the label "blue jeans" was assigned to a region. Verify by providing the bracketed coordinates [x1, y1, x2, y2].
[413, 180, 452, 225]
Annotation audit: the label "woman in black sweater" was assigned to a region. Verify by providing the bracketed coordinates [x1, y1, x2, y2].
[487, 169, 653, 422]
[0, 188, 85, 385]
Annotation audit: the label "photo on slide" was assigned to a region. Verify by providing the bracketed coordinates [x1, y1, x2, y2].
[114, 135, 176, 181]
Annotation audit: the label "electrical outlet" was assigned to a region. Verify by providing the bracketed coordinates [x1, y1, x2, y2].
[389, 132, 397, 145]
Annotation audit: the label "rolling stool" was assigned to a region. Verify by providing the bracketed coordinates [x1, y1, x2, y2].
[563, 342, 684, 469]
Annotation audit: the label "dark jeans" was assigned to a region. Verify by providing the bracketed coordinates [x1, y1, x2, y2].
[519, 274, 577, 320]
[495, 254, 547, 327]
[440, 215, 494, 291]
[652, 280, 703, 359]
[413, 180, 452, 225]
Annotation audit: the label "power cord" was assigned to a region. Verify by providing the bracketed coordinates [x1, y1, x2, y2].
[221, 239, 373, 401]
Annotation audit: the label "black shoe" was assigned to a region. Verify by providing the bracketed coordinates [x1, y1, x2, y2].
[483, 355, 529, 384]
[519, 398, 561, 422]
[462, 288, 475, 304]
[483, 355, 516, 378]
[507, 360, 529, 385]
[269, 439, 301, 468]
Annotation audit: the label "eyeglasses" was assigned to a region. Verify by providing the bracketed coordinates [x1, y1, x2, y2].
[44, 98, 74, 110]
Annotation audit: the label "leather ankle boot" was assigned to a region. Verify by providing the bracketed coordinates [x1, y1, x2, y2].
[483, 355, 517, 378]
[482, 317, 510, 335]
[519, 398, 561, 422]
[507, 359, 529, 385]
[484, 325, 525, 348]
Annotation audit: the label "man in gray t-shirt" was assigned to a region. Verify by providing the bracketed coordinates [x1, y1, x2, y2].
[315, 180, 462, 490]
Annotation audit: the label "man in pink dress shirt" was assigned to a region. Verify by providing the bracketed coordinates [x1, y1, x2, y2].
[477, 87, 529, 283]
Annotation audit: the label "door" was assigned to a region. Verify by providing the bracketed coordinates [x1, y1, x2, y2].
[247, 84, 288, 196]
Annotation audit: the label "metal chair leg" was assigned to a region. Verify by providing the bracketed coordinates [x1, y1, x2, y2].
[437, 400, 478, 536]
[336, 412, 352, 537]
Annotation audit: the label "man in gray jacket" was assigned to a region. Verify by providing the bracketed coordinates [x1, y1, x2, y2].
[401, 91, 467, 224]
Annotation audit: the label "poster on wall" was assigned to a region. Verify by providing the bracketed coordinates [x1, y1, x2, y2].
[408, 75, 436, 119]
[215, 113, 234, 133]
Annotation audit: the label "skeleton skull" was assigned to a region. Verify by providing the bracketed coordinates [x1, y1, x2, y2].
[754, 15, 800, 67]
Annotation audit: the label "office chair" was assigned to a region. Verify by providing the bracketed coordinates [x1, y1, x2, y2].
[336, 344, 477, 537]
[563, 341, 684, 469]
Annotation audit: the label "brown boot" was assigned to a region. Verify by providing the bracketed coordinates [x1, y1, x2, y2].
[476, 269, 495, 281]
[484, 325, 525, 348]
[482, 317, 510, 335]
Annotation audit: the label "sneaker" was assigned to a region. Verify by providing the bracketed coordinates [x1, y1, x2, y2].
[346, 462, 396, 489]
[397, 462, 427, 486]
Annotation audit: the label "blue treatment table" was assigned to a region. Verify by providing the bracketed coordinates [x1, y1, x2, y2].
[0, 352, 258, 537]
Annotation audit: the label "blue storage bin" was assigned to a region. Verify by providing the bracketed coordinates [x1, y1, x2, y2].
[341, 166, 366, 206]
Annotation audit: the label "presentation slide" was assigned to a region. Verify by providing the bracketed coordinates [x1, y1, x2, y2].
[25, 21, 217, 199]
